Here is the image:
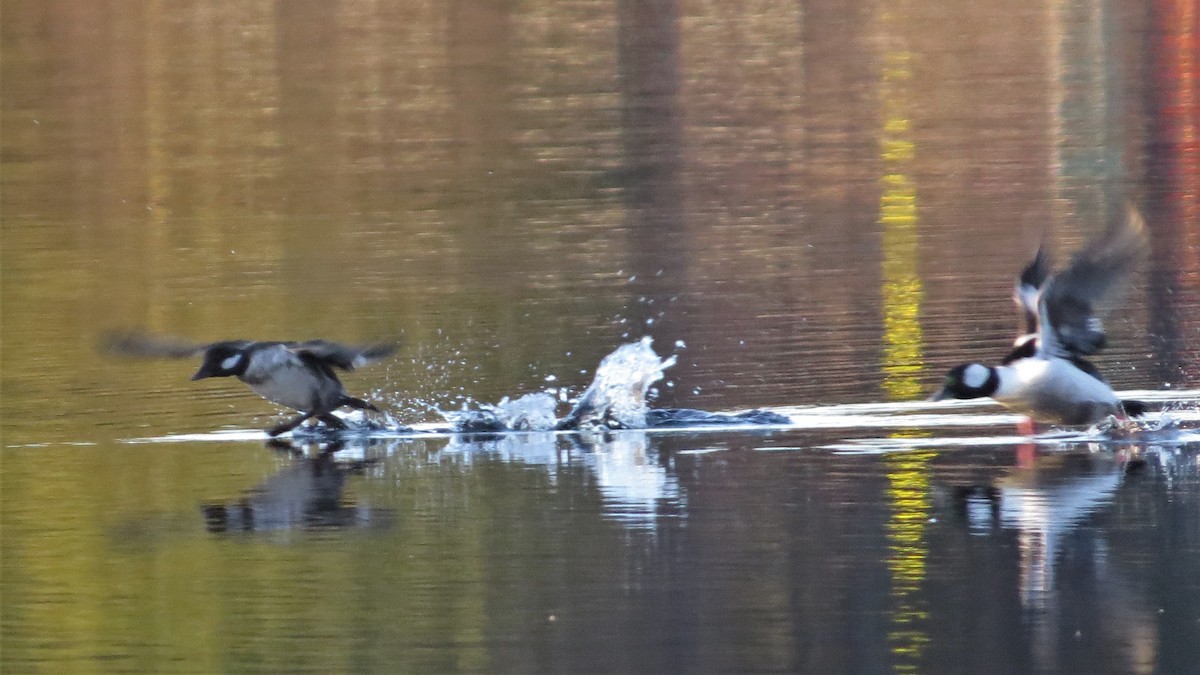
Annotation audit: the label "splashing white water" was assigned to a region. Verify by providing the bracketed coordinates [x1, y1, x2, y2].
[445, 392, 560, 432]
[444, 338, 678, 432]
[557, 337, 678, 430]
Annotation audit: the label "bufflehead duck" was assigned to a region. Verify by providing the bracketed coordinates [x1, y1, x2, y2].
[106, 334, 397, 436]
[931, 206, 1149, 426]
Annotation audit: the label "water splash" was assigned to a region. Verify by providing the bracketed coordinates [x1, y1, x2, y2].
[444, 338, 679, 432]
[446, 392, 560, 432]
[555, 337, 678, 430]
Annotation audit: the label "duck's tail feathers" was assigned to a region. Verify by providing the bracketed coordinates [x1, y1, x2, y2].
[1121, 399, 1148, 417]
[340, 395, 381, 413]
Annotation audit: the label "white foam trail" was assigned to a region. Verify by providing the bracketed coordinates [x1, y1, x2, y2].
[118, 388, 1200, 444]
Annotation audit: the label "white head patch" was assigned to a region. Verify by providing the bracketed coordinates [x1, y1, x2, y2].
[220, 354, 243, 371]
[962, 363, 990, 389]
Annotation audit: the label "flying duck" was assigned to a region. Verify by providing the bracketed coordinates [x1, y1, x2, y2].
[931, 205, 1149, 426]
[106, 333, 397, 436]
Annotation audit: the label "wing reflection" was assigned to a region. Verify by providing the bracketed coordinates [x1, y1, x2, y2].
[201, 440, 390, 535]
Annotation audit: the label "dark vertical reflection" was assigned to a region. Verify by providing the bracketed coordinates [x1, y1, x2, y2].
[1143, 0, 1200, 386]
[796, 0, 883, 399]
[276, 0, 341, 258]
[447, 0, 514, 175]
[616, 0, 687, 352]
[799, 0, 880, 224]
[276, 0, 343, 302]
[442, 0, 533, 391]
[450, 6, 513, 189]
[446, 0, 516, 276]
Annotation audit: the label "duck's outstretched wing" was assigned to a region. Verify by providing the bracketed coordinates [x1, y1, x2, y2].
[101, 331, 236, 359]
[1037, 204, 1148, 358]
[287, 340, 399, 371]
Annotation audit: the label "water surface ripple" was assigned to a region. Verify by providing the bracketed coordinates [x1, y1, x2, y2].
[4, 1, 1200, 673]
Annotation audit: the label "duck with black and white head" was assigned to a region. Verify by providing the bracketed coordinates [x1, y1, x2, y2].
[931, 205, 1149, 427]
[106, 333, 398, 436]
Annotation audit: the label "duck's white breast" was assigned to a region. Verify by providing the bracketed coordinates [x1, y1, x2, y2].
[994, 358, 1120, 424]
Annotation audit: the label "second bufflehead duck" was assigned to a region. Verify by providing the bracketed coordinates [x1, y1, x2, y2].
[107, 334, 397, 436]
[931, 206, 1149, 426]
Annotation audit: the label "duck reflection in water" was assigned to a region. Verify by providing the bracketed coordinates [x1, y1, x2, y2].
[202, 439, 388, 534]
[950, 444, 1163, 673]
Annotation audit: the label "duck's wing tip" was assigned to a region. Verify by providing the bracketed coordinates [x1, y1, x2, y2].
[289, 339, 401, 370]
[99, 331, 209, 359]
[1037, 204, 1149, 357]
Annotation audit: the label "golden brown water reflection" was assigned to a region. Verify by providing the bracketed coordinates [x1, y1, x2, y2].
[3, 0, 1199, 672]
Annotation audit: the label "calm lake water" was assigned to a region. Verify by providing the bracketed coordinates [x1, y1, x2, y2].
[3, 0, 1199, 673]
